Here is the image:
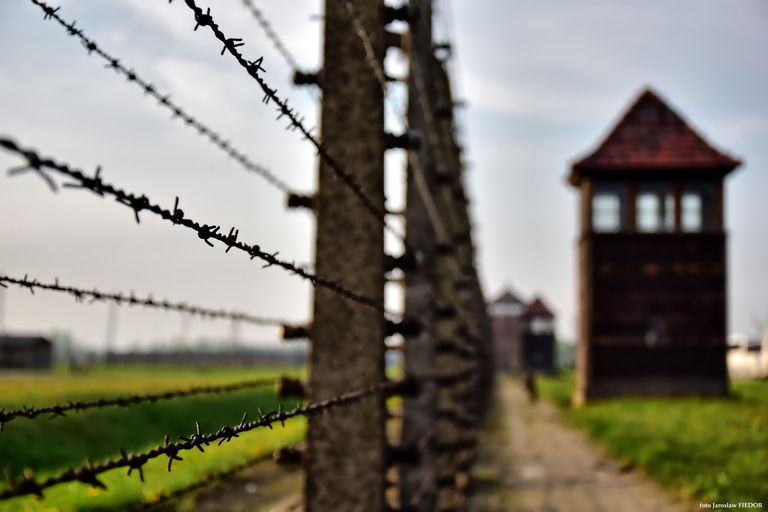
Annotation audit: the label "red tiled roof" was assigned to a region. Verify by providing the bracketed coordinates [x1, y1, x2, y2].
[525, 297, 554, 318]
[569, 88, 740, 185]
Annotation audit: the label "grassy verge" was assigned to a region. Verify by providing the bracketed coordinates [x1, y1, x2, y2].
[537, 371, 768, 504]
[0, 365, 306, 512]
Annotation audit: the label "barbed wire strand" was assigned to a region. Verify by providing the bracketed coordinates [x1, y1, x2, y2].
[240, 0, 301, 72]
[171, 0, 404, 240]
[341, 13, 488, 507]
[0, 375, 417, 501]
[0, 137, 394, 317]
[0, 377, 278, 430]
[341, 0, 388, 94]
[127, 445, 292, 511]
[409, 453, 447, 507]
[339, 0, 449, 246]
[0, 274, 298, 327]
[27, 0, 298, 194]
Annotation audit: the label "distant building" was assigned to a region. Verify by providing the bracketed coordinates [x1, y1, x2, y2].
[727, 329, 768, 379]
[489, 290, 557, 374]
[0, 335, 53, 369]
[568, 88, 741, 404]
[523, 297, 556, 375]
[489, 290, 526, 373]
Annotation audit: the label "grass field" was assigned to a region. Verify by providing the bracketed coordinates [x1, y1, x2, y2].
[537, 371, 768, 505]
[0, 365, 306, 512]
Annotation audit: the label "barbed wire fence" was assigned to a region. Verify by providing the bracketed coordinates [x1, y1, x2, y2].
[0, 0, 492, 511]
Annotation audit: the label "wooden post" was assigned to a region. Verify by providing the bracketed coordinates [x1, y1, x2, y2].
[627, 182, 638, 233]
[574, 179, 594, 406]
[305, 0, 386, 510]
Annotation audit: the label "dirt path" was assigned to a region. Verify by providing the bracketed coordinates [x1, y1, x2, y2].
[187, 460, 301, 512]
[470, 377, 697, 512]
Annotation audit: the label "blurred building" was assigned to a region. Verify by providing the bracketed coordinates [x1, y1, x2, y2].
[569, 88, 741, 404]
[523, 297, 557, 375]
[489, 290, 557, 374]
[727, 328, 768, 379]
[0, 335, 53, 369]
[489, 290, 525, 373]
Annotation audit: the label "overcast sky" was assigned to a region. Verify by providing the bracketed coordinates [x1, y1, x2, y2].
[0, 0, 766, 351]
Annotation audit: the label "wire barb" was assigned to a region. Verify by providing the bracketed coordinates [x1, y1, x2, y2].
[241, 0, 301, 72]
[0, 136, 391, 316]
[126, 446, 287, 511]
[0, 376, 278, 430]
[0, 376, 416, 501]
[177, 0, 402, 240]
[27, 0, 299, 194]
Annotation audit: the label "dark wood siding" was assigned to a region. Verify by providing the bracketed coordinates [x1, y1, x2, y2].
[585, 232, 728, 397]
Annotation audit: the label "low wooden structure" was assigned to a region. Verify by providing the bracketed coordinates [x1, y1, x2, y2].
[569, 88, 741, 404]
[0, 335, 53, 369]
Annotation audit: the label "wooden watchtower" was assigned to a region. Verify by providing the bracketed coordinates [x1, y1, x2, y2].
[523, 297, 557, 375]
[569, 88, 741, 405]
[489, 290, 526, 374]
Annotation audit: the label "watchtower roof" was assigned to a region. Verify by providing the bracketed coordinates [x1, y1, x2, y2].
[569, 88, 741, 186]
[492, 290, 524, 306]
[525, 297, 554, 318]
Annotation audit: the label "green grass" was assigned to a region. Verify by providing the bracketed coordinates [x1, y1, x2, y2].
[537, 371, 768, 504]
[0, 365, 307, 512]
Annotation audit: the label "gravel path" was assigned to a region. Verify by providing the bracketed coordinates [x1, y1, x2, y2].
[470, 377, 697, 512]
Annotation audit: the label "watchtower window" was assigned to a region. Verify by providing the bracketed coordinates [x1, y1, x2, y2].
[681, 193, 702, 232]
[592, 183, 625, 233]
[593, 193, 621, 232]
[637, 185, 674, 233]
[645, 315, 666, 347]
[529, 317, 554, 335]
[490, 302, 524, 317]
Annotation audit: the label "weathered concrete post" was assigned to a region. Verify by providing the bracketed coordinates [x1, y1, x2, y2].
[399, 0, 440, 510]
[305, 0, 386, 510]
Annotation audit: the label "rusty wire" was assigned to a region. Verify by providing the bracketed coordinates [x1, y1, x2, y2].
[0, 274, 298, 327]
[240, 0, 301, 72]
[0, 375, 417, 501]
[341, 0, 388, 94]
[409, 452, 447, 507]
[126, 446, 292, 511]
[0, 136, 391, 316]
[27, 0, 298, 194]
[172, 0, 399, 237]
[0, 377, 279, 431]
[339, 0, 450, 247]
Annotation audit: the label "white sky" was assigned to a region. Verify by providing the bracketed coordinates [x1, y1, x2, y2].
[0, 0, 766, 351]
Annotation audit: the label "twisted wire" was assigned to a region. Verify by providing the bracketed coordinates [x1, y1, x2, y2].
[0, 376, 416, 501]
[126, 446, 288, 511]
[0, 274, 297, 327]
[409, 453, 447, 507]
[172, 0, 402, 239]
[341, 5, 491, 507]
[0, 137, 390, 316]
[27, 0, 297, 194]
[0, 377, 277, 431]
[339, 0, 450, 246]
[241, 0, 301, 72]
[341, 0, 388, 94]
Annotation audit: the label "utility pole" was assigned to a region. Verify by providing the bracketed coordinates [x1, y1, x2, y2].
[0, 280, 6, 336]
[305, 0, 386, 510]
[105, 301, 118, 364]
